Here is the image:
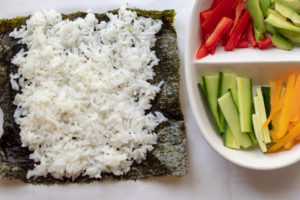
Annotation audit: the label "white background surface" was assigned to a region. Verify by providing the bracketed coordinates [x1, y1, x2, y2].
[0, 0, 299, 200]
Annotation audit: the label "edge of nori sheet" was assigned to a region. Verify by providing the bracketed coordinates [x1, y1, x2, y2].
[0, 9, 187, 184]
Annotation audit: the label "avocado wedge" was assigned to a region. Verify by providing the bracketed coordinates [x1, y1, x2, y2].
[265, 12, 300, 33]
[275, 0, 300, 26]
[281, 0, 300, 13]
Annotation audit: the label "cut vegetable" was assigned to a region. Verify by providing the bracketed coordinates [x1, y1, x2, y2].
[274, 73, 296, 139]
[200, 9, 213, 23]
[196, 44, 209, 59]
[205, 17, 233, 51]
[230, 89, 239, 109]
[256, 88, 271, 143]
[247, 0, 265, 41]
[271, 32, 293, 50]
[202, 0, 238, 33]
[265, 12, 300, 33]
[218, 92, 253, 148]
[230, 0, 246, 35]
[198, 82, 207, 99]
[268, 121, 300, 152]
[246, 22, 257, 47]
[257, 36, 273, 48]
[248, 131, 258, 144]
[203, 75, 224, 133]
[218, 72, 238, 131]
[260, 0, 271, 17]
[261, 86, 272, 129]
[225, 11, 251, 51]
[252, 114, 267, 152]
[262, 77, 283, 129]
[290, 75, 300, 122]
[274, 0, 300, 26]
[223, 125, 240, 149]
[237, 77, 253, 132]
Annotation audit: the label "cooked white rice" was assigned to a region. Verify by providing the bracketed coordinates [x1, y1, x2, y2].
[9, 8, 166, 179]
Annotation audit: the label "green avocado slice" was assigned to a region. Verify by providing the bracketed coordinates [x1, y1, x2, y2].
[275, 0, 300, 26]
[265, 12, 300, 33]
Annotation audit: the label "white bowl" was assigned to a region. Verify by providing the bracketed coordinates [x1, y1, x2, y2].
[185, 0, 300, 170]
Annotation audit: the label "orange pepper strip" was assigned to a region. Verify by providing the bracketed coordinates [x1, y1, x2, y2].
[290, 75, 300, 121]
[277, 74, 296, 138]
[274, 73, 296, 139]
[283, 139, 297, 150]
[262, 77, 283, 129]
[267, 121, 300, 152]
[269, 110, 281, 141]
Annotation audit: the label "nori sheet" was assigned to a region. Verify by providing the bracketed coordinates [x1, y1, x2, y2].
[0, 9, 187, 184]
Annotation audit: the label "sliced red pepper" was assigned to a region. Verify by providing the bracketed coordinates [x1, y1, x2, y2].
[211, 0, 223, 9]
[246, 21, 257, 47]
[202, 0, 238, 33]
[237, 32, 248, 48]
[237, 40, 249, 48]
[229, 0, 245, 35]
[209, 44, 217, 55]
[257, 36, 272, 49]
[225, 11, 250, 51]
[205, 17, 233, 50]
[200, 9, 213, 23]
[221, 33, 229, 46]
[196, 44, 208, 59]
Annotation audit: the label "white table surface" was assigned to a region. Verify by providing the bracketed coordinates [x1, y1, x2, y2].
[1, 0, 300, 199]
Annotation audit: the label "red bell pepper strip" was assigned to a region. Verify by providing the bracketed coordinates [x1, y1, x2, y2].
[229, 0, 245, 35]
[196, 44, 208, 59]
[200, 9, 213, 23]
[225, 11, 250, 51]
[209, 44, 218, 55]
[257, 36, 272, 49]
[246, 21, 257, 47]
[205, 17, 233, 50]
[237, 40, 249, 48]
[221, 33, 229, 46]
[211, 0, 223, 9]
[202, 0, 238, 33]
[237, 32, 248, 48]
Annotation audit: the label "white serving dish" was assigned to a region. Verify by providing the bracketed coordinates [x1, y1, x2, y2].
[185, 0, 300, 170]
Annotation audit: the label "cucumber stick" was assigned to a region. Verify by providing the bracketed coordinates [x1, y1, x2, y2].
[261, 86, 272, 129]
[229, 89, 239, 109]
[203, 75, 224, 133]
[223, 126, 240, 149]
[237, 77, 253, 132]
[252, 114, 267, 152]
[218, 92, 252, 148]
[248, 132, 258, 144]
[218, 72, 238, 133]
[255, 88, 271, 143]
[198, 82, 207, 99]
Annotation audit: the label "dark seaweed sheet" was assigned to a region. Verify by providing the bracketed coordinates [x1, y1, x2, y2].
[0, 9, 187, 184]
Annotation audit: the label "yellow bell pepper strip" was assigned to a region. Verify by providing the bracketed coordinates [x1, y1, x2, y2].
[262, 77, 283, 129]
[274, 73, 296, 139]
[267, 121, 300, 152]
[290, 74, 300, 122]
